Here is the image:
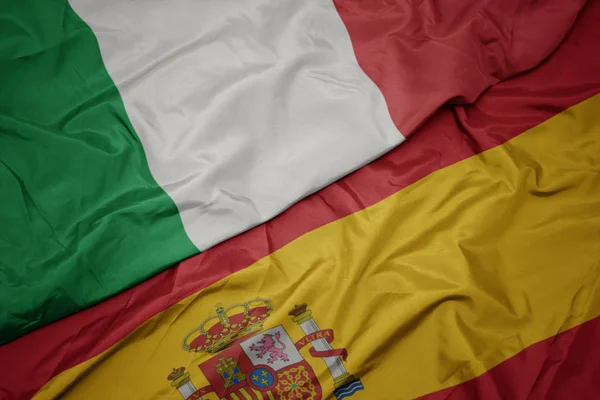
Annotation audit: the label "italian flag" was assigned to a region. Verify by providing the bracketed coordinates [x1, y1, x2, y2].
[1, 0, 403, 342]
[1, 0, 600, 399]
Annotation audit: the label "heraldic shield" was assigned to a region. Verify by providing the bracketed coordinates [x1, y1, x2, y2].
[167, 298, 364, 400]
[199, 326, 322, 399]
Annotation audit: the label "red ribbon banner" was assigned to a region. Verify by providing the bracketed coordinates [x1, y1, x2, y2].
[192, 385, 214, 398]
[295, 329, 348, 361]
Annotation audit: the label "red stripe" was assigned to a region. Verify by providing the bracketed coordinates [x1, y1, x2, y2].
[333, 0, 587, 135]
[244, 388, 259, 400]
[417, 315, 600, 400]
[2, 1, 600, 399]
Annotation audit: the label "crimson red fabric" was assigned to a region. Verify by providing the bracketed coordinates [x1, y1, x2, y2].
[2, 1, 600, 399]
[417, 315, 600, 400]
[334, 0, 588, 134]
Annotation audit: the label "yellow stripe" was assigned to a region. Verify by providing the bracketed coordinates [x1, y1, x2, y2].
[230, 393, 241, 400]
[34, 94, 600, 400]
[266, 391, 276, 400]
[239, 388, 253, 400]
[251, 388, 265, 400]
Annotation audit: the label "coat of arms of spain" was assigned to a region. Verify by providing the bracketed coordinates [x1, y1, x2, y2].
[166, 298, 363, 400]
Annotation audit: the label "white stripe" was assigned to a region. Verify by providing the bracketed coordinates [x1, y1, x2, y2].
[337, 387, 362, 399]
[336, 381, 363, 396]
[70, 0, 403, 250]
[336, 383, 363, 399]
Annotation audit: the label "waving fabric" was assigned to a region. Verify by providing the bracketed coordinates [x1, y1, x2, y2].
[1, 0, 599, 399]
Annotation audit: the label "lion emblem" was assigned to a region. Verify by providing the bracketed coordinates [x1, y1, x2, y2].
[249, 331, 290, 364]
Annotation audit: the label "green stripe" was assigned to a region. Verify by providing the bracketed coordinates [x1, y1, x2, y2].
[0, 1, 197, 344]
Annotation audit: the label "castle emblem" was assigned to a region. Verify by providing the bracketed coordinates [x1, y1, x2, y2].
[167, 298, 364, 400]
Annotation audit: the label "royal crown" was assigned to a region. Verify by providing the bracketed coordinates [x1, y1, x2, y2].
[167, 367, 186, 381]
[288, 303, 313, 324]
[182, 298, 273, 354]
[167, 366, 193, 390]
[288, 303, 308, 317]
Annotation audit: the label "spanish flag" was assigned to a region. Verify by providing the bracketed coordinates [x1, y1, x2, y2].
[1, 0, 599, 399]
